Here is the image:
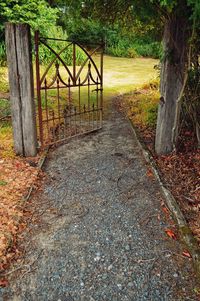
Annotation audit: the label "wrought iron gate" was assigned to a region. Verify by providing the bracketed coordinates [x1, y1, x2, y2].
[35, 31, 104, 148]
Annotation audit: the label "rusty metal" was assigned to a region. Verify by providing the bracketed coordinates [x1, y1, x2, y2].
[35, 31, 44, 146]
[35, 32, 104, 148]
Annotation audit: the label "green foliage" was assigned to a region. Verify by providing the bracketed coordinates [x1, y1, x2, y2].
[0, 0, 86, 66]
[106, 38, 161, 59]
[0, 43, 6, 67]
[0, 0, 58, 36]
[0, 99, 11, 118]
[0, 180, 7, 186]
[128, 88, 159, 129]
[132, 42, 162, 58]
[0, 67, 8, 92]
[65, 17, 161, 59]
[65, 18, 106, 45]
[127, 48, 138, 58]
[0, 0, 60, 65]
[38, 26, 86, 65]
[145, 103, 158, 127]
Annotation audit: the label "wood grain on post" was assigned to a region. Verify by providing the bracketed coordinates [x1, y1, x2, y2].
[5, 23, 24, 155]
[15, 24, 37, 156]
[5, 23, 37, 156]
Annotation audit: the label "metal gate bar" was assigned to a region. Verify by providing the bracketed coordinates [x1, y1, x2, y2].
[34, 31, 104, 148]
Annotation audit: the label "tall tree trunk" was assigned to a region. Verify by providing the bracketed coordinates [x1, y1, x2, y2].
[155, 15, 188, 154]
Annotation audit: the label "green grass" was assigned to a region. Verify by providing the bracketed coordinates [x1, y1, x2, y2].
[37, 55, 158, 116]
[0, 67, 9, 93]
[0, 99, 11, 118]
[125, 80, 160, 129]
[0, 54, 159, 157]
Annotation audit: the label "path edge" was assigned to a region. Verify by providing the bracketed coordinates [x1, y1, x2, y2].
[128, 118, 200, 278]
[23, 147, 49, 202]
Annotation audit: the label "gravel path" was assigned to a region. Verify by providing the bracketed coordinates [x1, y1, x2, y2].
[1, 99, 199, 300]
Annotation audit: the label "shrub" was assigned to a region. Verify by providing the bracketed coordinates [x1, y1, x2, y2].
[67, 19, 106, 45]
[0, 67, 8, 92]
[133, 42, 161, 59]
[0, 99, 11, 119]
[66, 19, 162, 59]
[38, 26, 86, 66]
[145, 103, 158, 127]
[0, 43, 6, 67]
[0, 0, 86, 66]
[127, 48, 138, 58]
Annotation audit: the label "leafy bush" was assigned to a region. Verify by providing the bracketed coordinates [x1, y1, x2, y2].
[106, 45, 127, 57]
[0, 0, 58, 38]
[0, 67, 8, 92]
[0, 1, 84, 65]
[106, 41, 161, 59]
[38, 26, 86, 66]
[67, 19, 106, 45]
[66, 18, 161, 59]
[0, 21, 86, 67]
[0, 99, 11, 119]
[145, 103, 158, 127]
[127, 48, 138, 58]
[132, 42, 161, 58]
[0, 43, 6, 67]
[127, 79, 160, 129]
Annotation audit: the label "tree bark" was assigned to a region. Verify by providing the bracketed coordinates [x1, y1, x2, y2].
[155, 15, 189, 154]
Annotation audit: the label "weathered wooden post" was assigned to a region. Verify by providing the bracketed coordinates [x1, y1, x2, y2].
[5, 23, 37, 157]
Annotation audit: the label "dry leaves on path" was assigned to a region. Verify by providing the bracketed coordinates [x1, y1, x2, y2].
[123, 88, 200, 246]
[0, 156, 41, 276]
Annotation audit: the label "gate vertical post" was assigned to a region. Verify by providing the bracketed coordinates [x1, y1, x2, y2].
[73, 43, 76, 85]
[5, 23, 37, 156]
[100, 45, 104, 126]
[34, 31, 44, 146]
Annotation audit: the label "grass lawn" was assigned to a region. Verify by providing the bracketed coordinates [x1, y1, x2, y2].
[0, 55, 158, 157]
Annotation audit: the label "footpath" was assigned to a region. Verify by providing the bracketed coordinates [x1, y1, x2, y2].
[0, 100, 198, 301]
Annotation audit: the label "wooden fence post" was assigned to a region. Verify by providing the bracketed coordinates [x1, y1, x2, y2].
[5, 23, 37, 157]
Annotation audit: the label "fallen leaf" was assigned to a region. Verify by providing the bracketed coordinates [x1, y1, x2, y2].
[0, 278, 9, 287]
[162, 206, 169, 215]
[165, 229, 176, 239]
[182, 251, 191, 258]
[146, 168, 153, 178]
